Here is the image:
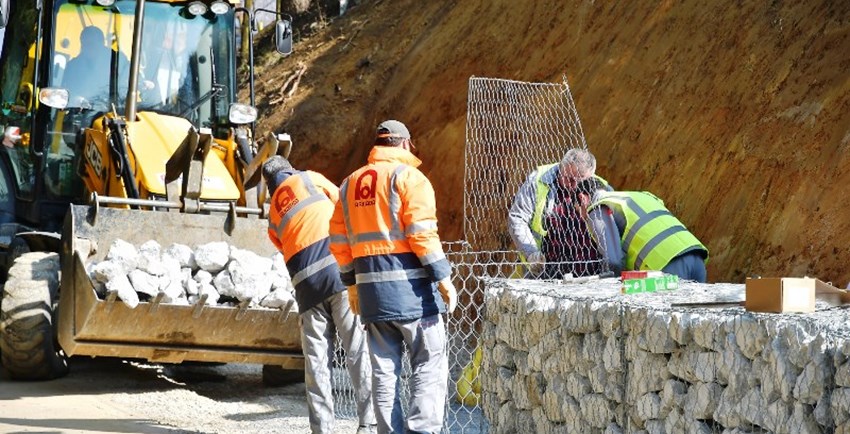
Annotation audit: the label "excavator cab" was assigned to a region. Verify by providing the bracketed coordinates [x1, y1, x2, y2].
[0, 0, 295, 256]
[1, 0, 243, 211]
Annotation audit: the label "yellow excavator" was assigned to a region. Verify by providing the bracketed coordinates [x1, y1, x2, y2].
[0, 0, 302, 382]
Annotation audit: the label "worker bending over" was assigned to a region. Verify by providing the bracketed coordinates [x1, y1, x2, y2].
[582, 178, 709, 282]
[263, 156, 376, 434]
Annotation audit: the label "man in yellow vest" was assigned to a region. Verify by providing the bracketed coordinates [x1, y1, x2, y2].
[582, 178, 709, 282]
[508, 148, 611, 278]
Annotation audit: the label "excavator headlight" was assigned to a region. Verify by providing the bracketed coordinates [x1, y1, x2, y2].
[229, 103, 258, 125]
[95, 0, 115, 6]
[187, 1, 208, 16]
[210, 1, 230, 15]
[38, 88, 69, 110]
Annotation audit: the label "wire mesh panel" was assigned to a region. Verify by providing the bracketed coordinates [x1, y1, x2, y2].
[332, 342, 358, 419]
[464, 76, 609, 280]
[443, 77, 614, 432]
[332, 76, 613, 433]
[332, 335, 413, 422]
[332, 242, 493, 434]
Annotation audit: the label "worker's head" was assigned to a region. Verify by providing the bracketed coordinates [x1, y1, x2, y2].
[576, 176, 608, 202]
[575, 176, 610, 219]
[262, 155, 295, 194]
[374, 120, 416, 155]
[558, 148, 596, 190]
[79, 26, 106, 53]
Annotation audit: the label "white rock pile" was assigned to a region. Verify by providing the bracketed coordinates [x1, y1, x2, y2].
[88, 239, 297, 311]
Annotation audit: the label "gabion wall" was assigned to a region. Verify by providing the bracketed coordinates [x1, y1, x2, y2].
[481, 278, 850, 434]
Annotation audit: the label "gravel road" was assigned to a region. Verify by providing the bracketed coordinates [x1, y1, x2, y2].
[0, 356, 358, 433]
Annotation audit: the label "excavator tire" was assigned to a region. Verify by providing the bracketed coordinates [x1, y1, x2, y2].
[0, 252, 69, 380]
[262, 364, 305, 387]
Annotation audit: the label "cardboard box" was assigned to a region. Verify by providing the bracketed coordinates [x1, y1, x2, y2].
[622, 274, 679, 294]
[745, 277, 815, 313]
[814, 279, 850, 306]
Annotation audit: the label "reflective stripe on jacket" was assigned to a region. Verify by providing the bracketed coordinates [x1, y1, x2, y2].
[329, 146, 451, 324]
[267, 170, 344, 313]
[587, 191, 708, 271]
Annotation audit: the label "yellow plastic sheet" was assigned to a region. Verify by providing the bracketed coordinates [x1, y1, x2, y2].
[456, 345, 482, 406]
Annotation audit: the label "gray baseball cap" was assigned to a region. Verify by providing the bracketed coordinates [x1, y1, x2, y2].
[376, 120, 410, 140]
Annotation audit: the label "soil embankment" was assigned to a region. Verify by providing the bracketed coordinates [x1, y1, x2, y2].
[251, 0, 850, 284]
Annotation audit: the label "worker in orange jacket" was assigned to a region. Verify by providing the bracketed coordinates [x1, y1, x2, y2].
[329, 120, 457, 434]
[263, 156, 376, 434]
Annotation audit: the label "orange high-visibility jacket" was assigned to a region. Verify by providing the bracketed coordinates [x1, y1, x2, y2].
[268, 170, 345, 313]
[329, 146, 451, 323]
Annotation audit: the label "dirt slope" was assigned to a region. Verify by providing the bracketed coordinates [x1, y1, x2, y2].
[250, 0, 850, 284]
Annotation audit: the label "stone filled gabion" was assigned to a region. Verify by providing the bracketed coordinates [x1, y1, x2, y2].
[482, 279, 850, 434]
[88, 239, 297, 311]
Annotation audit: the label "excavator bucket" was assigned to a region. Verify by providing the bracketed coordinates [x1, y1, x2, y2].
[57, 204, 303, 368]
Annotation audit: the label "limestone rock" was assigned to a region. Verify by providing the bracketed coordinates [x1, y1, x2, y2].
[105, 239, 139, 273]
[128, 269, 159, 297]
[260, 288, 296, 309]
[683, 382, 722, 420]
[165, 243, 196, 269]
[137, 240, 165, 275]
[195, 241, 230, 273]
[107, 274, 138, 308]
[579, 393, 614, 428]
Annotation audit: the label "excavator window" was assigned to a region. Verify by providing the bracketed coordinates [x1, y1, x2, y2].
[48, 1, 234, 120]
[38, 0, 236, 199]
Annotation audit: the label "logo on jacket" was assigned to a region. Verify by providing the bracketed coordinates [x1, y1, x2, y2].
[354, 170, 378, 207]
[275, 185, 299, 216]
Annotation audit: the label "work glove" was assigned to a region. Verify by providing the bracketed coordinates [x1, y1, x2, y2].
[526, 251, 546, 277]
[438, 278, 458, 314]
[347, 285, 361, 316]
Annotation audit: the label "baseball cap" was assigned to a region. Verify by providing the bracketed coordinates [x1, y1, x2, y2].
[376, 120, 410, 140]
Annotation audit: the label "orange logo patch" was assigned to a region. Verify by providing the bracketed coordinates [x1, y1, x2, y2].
[275, 186, 300, 215]
[354, 170, 378, 207]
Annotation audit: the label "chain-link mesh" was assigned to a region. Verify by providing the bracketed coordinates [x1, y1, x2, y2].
[330, 76, 612, 432]
[331, 344, 357, 419]
[464, 76, 609, 280]
[439, 77, 614, 432]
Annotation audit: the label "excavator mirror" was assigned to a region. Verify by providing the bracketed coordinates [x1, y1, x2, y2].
[229, 103, 257, 125]
[275, 19, 293, 56]
[38, 88, 69, 110]
[0, 0, 8, 29]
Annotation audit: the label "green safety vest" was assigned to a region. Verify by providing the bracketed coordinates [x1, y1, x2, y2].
[587, 191, 708, 271]
[528, 163, 609, 249]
